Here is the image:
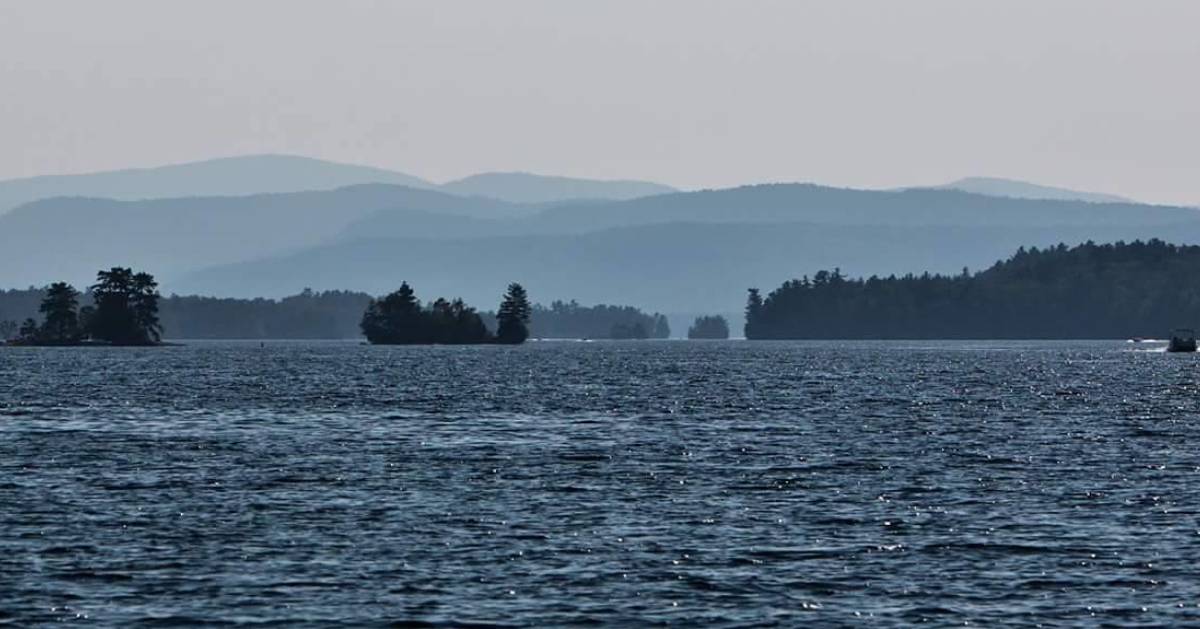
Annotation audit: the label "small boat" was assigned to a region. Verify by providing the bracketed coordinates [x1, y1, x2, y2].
[1167, 328, 1197, 353]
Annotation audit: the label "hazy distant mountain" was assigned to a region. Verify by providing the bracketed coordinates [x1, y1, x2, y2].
[345, 184, 1199, 240]
[173, 184, 1200, 314]
[0, 184, 527, 288]
[929, 177, 1132, 204]
[441, 172, 676, 203]
[0, 156, 681, 215]
[0, 155, 437, 215]
[174, 221, 1200, 315]
[537, 184, 1168, 229]
[7, 179, 1200, 316]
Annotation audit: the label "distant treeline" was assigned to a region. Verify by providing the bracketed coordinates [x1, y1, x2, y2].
[1, 288, 672, 340]
[479, 300, 670, 340]
[746, 239, 1200, 339]
[163, 290, 372, 339]
[0, 289, 372, 340]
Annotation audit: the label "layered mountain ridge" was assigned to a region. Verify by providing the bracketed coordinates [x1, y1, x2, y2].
[2, 155, 1196, 317]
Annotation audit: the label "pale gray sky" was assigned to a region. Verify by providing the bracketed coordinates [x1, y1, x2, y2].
[2, 1, 1198, 204]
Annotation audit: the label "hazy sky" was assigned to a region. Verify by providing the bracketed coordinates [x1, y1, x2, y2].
[2, 1, 1198, 204]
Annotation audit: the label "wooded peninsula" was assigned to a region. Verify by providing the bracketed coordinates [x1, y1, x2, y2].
[745, 240, 1200, 339]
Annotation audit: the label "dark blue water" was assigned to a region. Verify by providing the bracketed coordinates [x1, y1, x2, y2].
[2, 340, 1200, 626]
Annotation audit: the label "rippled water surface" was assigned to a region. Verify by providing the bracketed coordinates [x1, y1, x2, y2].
[3, 340, 1200, 626]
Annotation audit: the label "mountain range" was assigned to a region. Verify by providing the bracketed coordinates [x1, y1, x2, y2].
[1, 154, 1196, 321]
[0, 155, 676, 215]
[927, 176, 1133, 204]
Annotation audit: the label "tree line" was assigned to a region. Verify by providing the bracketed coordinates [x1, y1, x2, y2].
[160, 289, 371, 339]
[2, 288, 672, 341]
[482, 300, 670, 340]
[8, 268, 162, 346]
[745, 239, 1200, 339]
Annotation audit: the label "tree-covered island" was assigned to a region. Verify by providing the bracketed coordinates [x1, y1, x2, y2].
[7, 267, 162, 346]
[360, 281, 531, 344]
[688, 315, 731, 339]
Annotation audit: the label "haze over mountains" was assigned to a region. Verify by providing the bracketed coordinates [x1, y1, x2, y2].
[928, 177, 1133, 204]
[0, 154, 676, 215]
[0, 155, 431, 215]
[441, 172, 674, 204]
[2, 154, 1198, 319]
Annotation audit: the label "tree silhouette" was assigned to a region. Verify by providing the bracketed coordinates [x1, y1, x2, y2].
[361, 281, 422, 344]
[496, 283, 532, 344]
[653, 314, 671, 339]
[132, 272, 162, 343]
[89, 267, 162, 345]
[37, 282, 82, 344]
[744, 288, 763, 338]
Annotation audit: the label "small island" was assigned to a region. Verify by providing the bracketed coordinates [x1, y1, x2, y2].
[7, 267, 163, 346]
[360, 281, 531, 344]
[687, 315, 730, 339]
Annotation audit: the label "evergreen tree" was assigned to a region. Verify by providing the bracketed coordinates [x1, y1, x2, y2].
[37, 282, 82, 344]
[652, 314, 671, 339]
[132, 272, 162, 343]
[90, 267, 162, 345]
[0, 319, 16, 341]
[496, 283, 532, 344]
[361, 281, 423, 344]
[744, 288, 763, 339]
[451, 298, 490, 344]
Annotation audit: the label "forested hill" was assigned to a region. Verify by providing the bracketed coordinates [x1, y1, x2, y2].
[746, 240, 1200, 339]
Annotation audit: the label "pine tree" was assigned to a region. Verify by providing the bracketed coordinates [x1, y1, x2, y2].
[38, 282, 82, 344]
[90, 267, 161, 345]
[496, 283, 531, 344]
[132, 272, 162, 343]
[361, 281, 422, 343]
[744, 288, 764, 339]
[653, 314, 671, 339]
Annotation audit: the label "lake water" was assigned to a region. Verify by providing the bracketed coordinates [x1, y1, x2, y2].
[2, 340, 1200, 626]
